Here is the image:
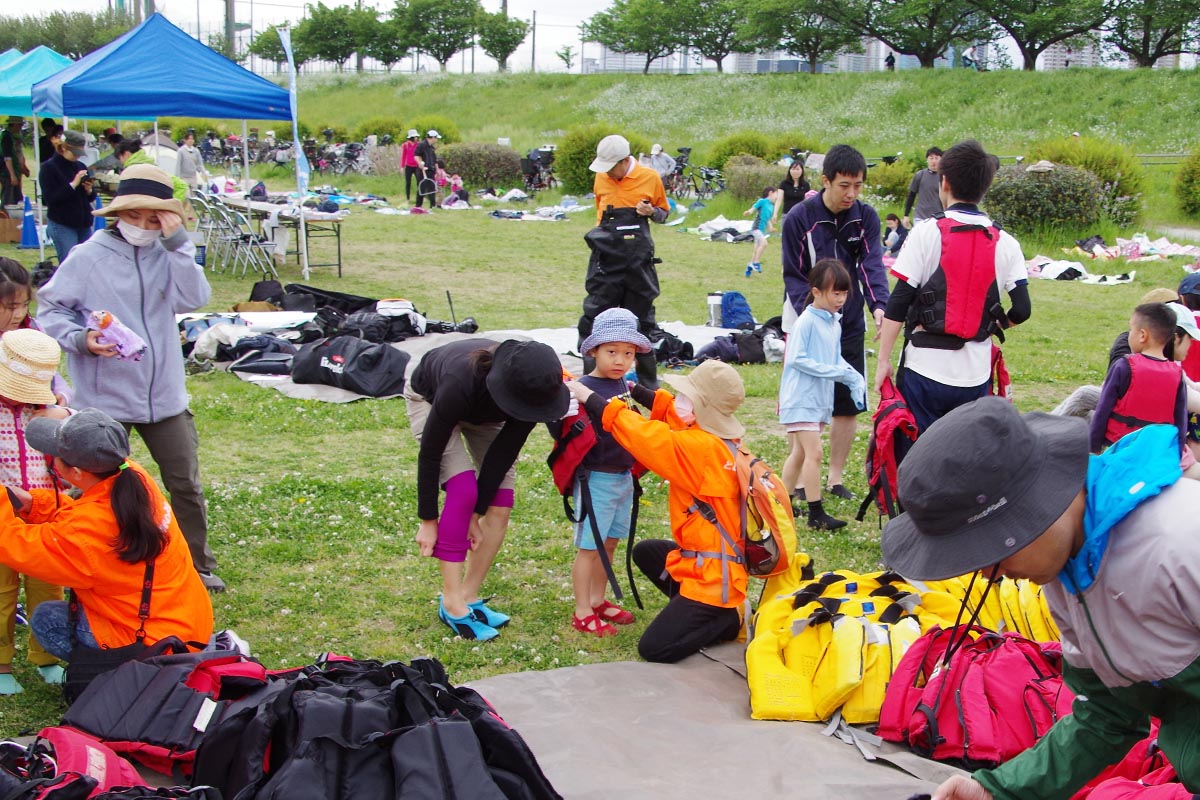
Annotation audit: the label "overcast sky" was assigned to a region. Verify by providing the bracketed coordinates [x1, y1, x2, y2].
[27, 0, 615, 72]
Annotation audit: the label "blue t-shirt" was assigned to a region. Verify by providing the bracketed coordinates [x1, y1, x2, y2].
[752, 198, 773, 232]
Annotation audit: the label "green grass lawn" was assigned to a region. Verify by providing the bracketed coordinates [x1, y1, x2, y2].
[0, 68, 1198, 734]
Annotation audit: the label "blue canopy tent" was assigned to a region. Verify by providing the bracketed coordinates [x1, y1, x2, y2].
[0, 47, 73, 116]
[31, 13, 289, 120]
[30, 13, 294, 262]
[0, 49, 23, 71]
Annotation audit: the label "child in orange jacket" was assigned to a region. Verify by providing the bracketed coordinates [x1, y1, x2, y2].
[566, 360, 749, 663]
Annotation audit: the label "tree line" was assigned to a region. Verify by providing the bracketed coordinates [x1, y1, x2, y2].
[2, 0, 1197, 75]
[582, 0, 1200, 72]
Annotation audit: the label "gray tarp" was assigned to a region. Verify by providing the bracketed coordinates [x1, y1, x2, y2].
[468, 642, 967, 800]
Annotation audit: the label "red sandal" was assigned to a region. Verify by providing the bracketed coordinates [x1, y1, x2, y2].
[572, 613, 617, 638]
[593, 600, 635, 625]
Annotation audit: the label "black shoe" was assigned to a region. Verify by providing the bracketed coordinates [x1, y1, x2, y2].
[808, 510, 848, 531]
[827, 484, 855, 501]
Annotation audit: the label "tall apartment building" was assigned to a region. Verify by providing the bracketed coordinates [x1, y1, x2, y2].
[1040, 41, 1103, 69]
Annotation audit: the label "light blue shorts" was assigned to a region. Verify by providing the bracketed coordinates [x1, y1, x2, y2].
[572, 470, 634, 550]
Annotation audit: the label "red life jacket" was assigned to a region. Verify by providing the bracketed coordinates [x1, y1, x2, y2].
[1105, 355, 1182, 445]
[905, 215, 1005, 350]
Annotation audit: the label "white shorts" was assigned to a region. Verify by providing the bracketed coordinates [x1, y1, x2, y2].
[785, 422, 825, 433]
[750, 229, 767, 243]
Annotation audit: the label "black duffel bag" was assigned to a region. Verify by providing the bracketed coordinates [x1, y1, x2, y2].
[292, 334, 410, 397]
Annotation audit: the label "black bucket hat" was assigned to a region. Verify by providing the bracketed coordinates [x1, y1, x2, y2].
[486, 340, 570, 423]
[881, 396, 1089, 581]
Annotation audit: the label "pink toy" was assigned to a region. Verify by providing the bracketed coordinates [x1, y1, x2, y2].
[87, 310, 147, 361]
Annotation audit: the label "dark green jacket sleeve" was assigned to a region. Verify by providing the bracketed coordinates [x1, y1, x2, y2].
[974, 662, 1149, 800]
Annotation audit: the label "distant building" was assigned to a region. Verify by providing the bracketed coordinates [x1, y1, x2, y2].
[1040, 41, 1103, 70]
[584, 46, 679, 73]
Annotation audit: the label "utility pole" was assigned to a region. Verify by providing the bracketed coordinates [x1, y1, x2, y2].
[498, 0, 508, 71]
[355, 0, 364, 73]
[225, 0, 236, 58]
[530, 10, 535, 72]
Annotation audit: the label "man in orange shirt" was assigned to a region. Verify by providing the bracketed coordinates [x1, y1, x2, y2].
[580, 134, 671, 388]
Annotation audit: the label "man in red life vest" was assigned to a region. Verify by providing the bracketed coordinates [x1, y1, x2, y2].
[874, 140, 1031, 433]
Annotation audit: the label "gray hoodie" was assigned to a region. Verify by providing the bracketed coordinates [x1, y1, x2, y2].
[37, 226, 210, 423]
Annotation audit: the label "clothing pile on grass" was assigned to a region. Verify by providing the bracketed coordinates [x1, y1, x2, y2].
[179, 281, 476, 398]
[1027, 232, 1200, 285]
[3, 643, 561, 799]
[687, 215, 757, 243]
[743, 557, 1190, 796]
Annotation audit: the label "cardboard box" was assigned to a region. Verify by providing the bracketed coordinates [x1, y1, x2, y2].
[0, 217, 20, 244]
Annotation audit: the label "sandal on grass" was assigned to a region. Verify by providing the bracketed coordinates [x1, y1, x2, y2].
[593, 599, 635, 625]
[572, 613, 617, 638]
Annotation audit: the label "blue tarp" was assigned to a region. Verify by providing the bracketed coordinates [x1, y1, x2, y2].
[0, 46, 73, 116]
[32, 13, 291, 121]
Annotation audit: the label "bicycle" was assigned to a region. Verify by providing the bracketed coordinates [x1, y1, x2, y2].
[691, 166, 726, 200]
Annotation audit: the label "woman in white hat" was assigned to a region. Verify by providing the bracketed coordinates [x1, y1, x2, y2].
[36, 163, 225, 593]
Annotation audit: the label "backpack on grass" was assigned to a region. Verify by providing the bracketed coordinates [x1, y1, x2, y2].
[857, 377, 919, 522]
[720, 291, 755, 329]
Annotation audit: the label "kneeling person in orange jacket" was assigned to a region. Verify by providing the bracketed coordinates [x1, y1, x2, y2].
[566, 360, 748, 663]
[0, 408, 213, 660]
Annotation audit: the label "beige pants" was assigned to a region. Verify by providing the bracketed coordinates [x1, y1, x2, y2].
[404, 388, 516, 491]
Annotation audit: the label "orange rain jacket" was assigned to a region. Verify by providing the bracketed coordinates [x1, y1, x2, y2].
[602, 389, 749, 609]
[0, 460, 213, 649]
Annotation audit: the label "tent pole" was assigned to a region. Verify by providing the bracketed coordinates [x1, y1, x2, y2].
[31, 113, 45, 262]
[242, 120, 250, 193]
[153, 119, 159, 167]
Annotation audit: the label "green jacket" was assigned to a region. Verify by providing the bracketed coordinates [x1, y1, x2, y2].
[122, 149, 190, 203]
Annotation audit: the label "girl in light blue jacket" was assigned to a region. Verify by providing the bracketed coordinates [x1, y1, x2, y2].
[779, 258, 866, 530]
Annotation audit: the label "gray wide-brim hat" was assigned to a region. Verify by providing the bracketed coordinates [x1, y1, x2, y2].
[580, 308, 651, 356]
[26, 407, 131, 474]
[881, 396, 1089, 581]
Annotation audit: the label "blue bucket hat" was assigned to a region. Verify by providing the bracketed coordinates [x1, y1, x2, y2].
[580, 308, 651, 356]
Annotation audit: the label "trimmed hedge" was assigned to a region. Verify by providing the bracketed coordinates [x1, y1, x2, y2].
[408, 115, 461, 145]
[353, 116, 407, 142]
[441, 143, 522, 189]
[985, 163, 1101, 232]
[708, 132, 773, 171]
[867, 162, 914, 206]
[556, 123, 650, 195]
[1028, 136, 1144, 226]
[726, 156, 781, 202]
[1175, 147, 1200, 218]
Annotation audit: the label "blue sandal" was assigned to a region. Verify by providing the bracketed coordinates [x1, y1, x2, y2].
[468, 599, 510, 629]
[438, 599, 499, 641]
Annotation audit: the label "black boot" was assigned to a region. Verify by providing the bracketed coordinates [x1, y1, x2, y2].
[807, 500, 847, 531]
[789, 490, 806, 518]
[634, 351, 659, 390]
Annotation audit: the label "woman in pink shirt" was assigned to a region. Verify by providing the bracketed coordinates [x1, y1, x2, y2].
[400, 129, 420, 204]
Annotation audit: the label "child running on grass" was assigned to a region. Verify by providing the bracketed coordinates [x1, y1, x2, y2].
[743, 187, 780, 277]
[779, 258, 866, 530]
[569, 308, 649, 637]
[0, 262, 71, 692]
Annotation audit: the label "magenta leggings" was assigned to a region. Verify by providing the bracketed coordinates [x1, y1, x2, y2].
[435, 470, 514, 563]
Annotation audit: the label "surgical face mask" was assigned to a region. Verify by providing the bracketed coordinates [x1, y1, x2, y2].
[117, 220, 161, 247]
[674, 393, 696, 425]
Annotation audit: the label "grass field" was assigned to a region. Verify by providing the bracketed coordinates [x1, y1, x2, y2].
[0, 68, 1197, 735]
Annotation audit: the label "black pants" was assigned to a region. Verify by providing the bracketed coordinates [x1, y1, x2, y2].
[578, 208, 661, 388]
[415, 168, 436, 208]
[631, 539, 740, 663]
[404, 165, 421, 202]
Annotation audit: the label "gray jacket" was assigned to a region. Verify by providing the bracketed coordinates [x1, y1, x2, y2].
[37, 227, 209, 424]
